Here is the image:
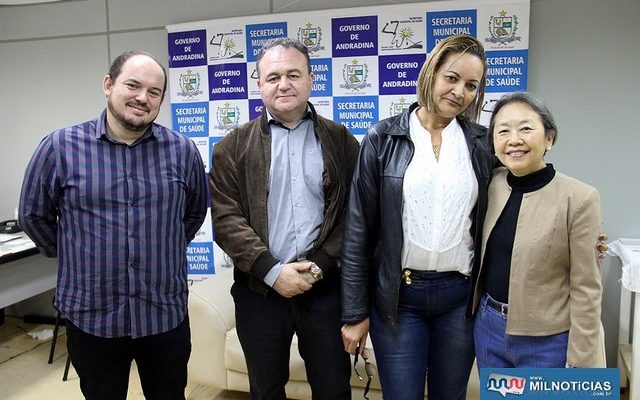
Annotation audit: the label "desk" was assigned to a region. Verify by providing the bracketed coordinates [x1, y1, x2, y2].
[0, 233, 57, 324]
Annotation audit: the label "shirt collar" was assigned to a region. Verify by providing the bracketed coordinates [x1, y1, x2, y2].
[96, 109, 158, 144]
[441, 115, 463, 137]
[266, 106, 313, 129]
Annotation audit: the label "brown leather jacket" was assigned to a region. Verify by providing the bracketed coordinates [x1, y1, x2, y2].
[209, 103, 359, 295]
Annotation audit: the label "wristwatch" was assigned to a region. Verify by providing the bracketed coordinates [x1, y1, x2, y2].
[308, 263, 324, 282]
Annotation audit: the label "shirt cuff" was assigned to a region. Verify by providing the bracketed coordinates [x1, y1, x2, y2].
[263, 262, 284, 287]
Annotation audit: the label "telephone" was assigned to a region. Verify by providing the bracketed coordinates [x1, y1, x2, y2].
[0, 220, 21, 234]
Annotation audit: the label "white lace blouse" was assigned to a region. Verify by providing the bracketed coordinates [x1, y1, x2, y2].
[400, 109, 478, 275]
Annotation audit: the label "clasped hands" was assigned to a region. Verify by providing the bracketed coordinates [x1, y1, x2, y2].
[273, 260, 317, 298]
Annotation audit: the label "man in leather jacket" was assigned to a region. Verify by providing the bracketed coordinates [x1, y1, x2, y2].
[209, 38, 359, 400]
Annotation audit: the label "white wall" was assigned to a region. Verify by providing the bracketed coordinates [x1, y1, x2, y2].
[527, 0, 640, 367]
[1, 0, 638, 366]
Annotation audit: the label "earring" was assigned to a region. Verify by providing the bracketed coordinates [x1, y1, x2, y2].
[546, 146, 551, 151]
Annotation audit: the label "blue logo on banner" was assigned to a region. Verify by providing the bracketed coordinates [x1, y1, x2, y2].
[172, 102, 209, 137]
[486, 49, 528, 92]
[246, 22, 287, 62]
[379, 54, 425, 95]
[332, 16, 378, 57]
[480, 368, 619, 399]
[311, 58, 332, 97]
[333, 96, 378, 135]
[209, 136, 223, 151]
[187, 242, 215, 275]
[426, 10, 476, 52]
[208, 64, 248, 101]
[209, 136, 224, 168]
[249, 99, 264, 120]
[168, 30, 207, 68]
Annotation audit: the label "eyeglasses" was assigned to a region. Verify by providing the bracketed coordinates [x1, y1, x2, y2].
[354, 344, 375, 400]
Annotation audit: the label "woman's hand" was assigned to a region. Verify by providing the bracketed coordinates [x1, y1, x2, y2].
[341, 318, 370, 355]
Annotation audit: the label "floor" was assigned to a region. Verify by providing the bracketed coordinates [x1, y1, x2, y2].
[0, 316, 628, 400]
[0, 316, 248, 400]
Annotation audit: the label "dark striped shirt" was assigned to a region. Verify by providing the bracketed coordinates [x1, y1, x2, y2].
[18, 110, 208, 338]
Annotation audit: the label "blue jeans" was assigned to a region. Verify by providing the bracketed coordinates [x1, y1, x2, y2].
[370, 271, 475, 400]
[474, 293, 569, 368]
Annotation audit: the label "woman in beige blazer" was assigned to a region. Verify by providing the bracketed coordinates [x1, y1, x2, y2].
[471, 92, 604, 368]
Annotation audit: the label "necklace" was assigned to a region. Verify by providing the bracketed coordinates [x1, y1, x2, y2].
[432, 143, 441, 160]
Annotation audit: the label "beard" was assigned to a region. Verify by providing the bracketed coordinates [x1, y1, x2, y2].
[107, 97, 155, 133]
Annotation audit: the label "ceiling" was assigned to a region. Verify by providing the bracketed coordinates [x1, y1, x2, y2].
[0, 0, 70, 5]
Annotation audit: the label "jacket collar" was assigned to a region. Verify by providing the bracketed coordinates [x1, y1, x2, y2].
[458, 115, 487, 140]
[385, 102, 420, 137]
[386, 102, 487, 141]
[259, 102, 318, 134]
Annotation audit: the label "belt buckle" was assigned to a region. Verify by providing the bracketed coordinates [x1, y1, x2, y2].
[500, 303, 508, 316]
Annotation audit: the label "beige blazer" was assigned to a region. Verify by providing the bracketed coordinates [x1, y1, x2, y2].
[473, 167, 603, 366]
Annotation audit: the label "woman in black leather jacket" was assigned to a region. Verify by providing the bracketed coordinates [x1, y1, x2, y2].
[340, 35, 493, 400]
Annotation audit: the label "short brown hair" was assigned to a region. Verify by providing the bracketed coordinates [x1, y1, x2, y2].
[108, 50, 167, 99]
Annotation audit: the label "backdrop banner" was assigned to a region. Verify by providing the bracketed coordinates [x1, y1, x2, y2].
[166, 0, 530, 279]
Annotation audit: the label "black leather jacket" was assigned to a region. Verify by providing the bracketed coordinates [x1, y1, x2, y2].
[341, 102, 493, 325]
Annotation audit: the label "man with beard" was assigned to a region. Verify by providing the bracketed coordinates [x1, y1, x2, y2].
[18, 50, 208, 400]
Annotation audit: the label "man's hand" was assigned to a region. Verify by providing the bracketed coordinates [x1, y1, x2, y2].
[272, 261, 314, 298]
[341, 318, 370, 355]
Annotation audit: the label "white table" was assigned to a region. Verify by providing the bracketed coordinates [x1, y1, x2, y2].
[0, 233, 57, 322]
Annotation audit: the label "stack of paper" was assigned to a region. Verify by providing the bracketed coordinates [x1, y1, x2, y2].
[0, 233, 36, 257]
[609, 238, 640, 292]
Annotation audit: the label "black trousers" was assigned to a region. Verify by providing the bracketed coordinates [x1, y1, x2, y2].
[232, 276, 351, 400]
[65, 316, 191, 400]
